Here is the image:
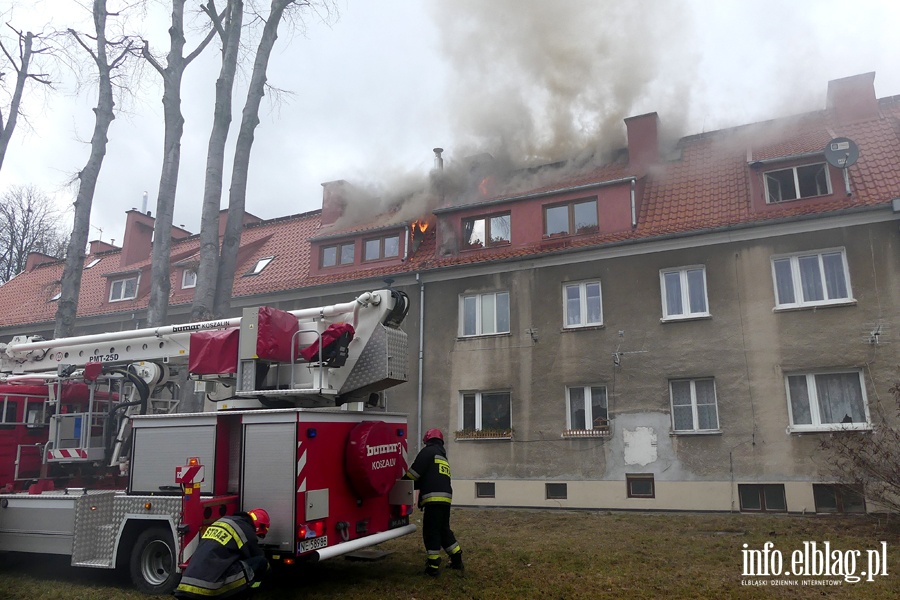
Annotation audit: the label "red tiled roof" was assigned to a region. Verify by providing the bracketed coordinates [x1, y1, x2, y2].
[2, 91, 899, 329]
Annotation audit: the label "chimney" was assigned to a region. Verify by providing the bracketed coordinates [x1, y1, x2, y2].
[826, 72, 878, 124]
[25, 251, 58, 272]
[320, 180, 349, 227]
[624, 112, 660, 171]
[89, 239, 119, 254]
[121, 209, 155, 267]
[433, 148, 444, 171]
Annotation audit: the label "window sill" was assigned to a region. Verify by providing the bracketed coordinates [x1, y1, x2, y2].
[660, 314, 712, 323]
[669, 429, 722, 436]
[457, 332, 512, 341]
[773, 299, 857, 312]
[788, 424, 871, 434]
[562, 428, 610, 439]
[561, 324, 605, 332]
[455, 430, 513, 441]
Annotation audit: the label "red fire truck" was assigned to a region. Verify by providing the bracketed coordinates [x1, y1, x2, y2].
[0, 289, 416, 593]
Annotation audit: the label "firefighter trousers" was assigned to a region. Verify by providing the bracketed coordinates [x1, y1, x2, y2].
[422, 503, 461, 568]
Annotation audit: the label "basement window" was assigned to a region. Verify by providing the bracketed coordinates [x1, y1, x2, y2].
[246, 256, 274, 276]
[812, 484, 865, 514]
[109, 276, 138, 302]
[627, 474, 655, 498]
[764, 163, 830, 203]
[462, 213, 510, 249]
[475, 482, 496, 498]
[544, 198, 598, 237]
[322, 243, 355, 268]
[738, 484, 786, 512]
[546, 483, 567, 500]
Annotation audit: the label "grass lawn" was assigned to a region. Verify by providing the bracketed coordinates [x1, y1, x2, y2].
[0, 508, 897, 599]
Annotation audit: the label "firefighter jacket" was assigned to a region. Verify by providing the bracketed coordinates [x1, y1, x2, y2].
[405, 439, 453, 506]
[174, 513, 265, 599]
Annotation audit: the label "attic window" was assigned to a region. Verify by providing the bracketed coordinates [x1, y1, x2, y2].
[463, 213, 510, 249]
[50, 291, 61, 302]
[363, 235, 400, 261]
[764, 163, 830, 203]
[322, 243, 355, 268]
[246, 256, 274, 276]
[182, 268, 197, 289]
[544, 198, 598, 237]
[109, 276, 138, 302]
[84, 258, 102, 269]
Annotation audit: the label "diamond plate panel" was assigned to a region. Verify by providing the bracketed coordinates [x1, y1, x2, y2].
[71, 491, 181, 567]
[340, 325, 408, 395]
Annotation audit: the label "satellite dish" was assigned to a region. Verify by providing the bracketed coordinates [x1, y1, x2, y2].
[824, 137, 859, 168]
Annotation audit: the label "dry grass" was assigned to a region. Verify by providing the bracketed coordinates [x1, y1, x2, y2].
[1, 508, 898, 599]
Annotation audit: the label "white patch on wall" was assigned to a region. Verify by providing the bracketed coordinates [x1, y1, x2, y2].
[623, 427, 658, 466]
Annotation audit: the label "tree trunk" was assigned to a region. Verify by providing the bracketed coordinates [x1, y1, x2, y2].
[0, 31, 36, 174]
[54, 0, 119, 339]
[191, 0, 243, 322]
[213, 0, 291, 317]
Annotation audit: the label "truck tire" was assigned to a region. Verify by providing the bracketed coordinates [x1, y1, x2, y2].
[129, 526, 179, 594]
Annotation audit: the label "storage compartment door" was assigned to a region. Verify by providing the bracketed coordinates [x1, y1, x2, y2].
[241, 422, 296, 551]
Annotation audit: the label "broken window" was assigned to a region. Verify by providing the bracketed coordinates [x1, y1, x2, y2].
[462, 213, 511, 249]
[764, 163, 830, 203]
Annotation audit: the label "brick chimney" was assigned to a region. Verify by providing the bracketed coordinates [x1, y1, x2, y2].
[321, 180, 349, 227]
[89, 239, 118, 254]
[24, 251, 58, 272]
[121, 209, 155, 267]
[826, 72, 878, 124]
[625, 112, 660, 171]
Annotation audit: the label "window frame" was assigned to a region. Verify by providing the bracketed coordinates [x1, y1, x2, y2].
[459, 291, 510, 337]
[321, 242, 355, 268]
[784, 369, 870, 433]
[109, 275, 139, 302]
[764, 162, 831, 203]
[362, 234, 401, 262]
[459, 390, 512, 433]
[738, 484, 787, 512]
[669, 377, 720, 434]
[626, 474, 655, 498]
[545, 483, 567, 500]
[182, 268, 197, 289]
[562, 280, 603, 329]
[565, 385, 609, 432]
[812, 484, 866, 514]
[475, 482, 496, 498]
[462, 212, 511, 249]
[543, 198, 598, 237]
[771, 248, 853, 309]
[245, 256, 274, 276]
[659, 265, 709, 321]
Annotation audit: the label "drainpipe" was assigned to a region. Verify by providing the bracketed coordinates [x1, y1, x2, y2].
[416, 272, 425, 452]
[630, 179, 637, 228]
[403, 223, 410, 262]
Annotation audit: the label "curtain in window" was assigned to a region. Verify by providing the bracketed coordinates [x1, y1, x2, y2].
[591, 387, 608, 423]
[799, 255, 824, 301]
[773, 259, 795, 304]
[565, 285, 581, 326]
[463, 297, 477, 336]
[695, 379, 718, 430]
[664, 272, 683, 316]
[815, 373, 864, 424]
[671, 380, 693, 430]
[788, 375, 812, 425]
[687, 269, 706, 313]
[586, 283, 601, 323]
[569, 388, 586, 429]
[822, 253, 847, 299]
[496, 292, 510, 333]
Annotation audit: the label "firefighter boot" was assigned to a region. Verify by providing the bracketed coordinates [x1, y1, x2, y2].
[448, 549, 465, 575]
[424, 553, 442, 577]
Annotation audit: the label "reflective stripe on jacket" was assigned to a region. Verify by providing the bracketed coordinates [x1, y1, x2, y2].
[406, 439, 453, 505]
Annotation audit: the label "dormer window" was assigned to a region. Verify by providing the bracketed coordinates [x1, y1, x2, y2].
[110, 276, 138, 302]
[463, 213, 510, 249]
[246, 256, 274, 276]
[182, 268, 197, 289]
[363, 234, 400, 262]
[544, 198, 598, 237]
[322, 243, 354, 268]
[764, 163, 830, 203]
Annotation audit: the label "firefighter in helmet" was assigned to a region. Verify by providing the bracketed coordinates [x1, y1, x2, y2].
[404, 428, 464, 576]
[174, 508, 271, 599]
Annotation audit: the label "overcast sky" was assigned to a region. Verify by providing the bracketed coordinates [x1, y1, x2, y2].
[1, 0, 899, 247]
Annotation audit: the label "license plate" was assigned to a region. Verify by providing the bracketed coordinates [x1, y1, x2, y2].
[298, 536, 328, 553]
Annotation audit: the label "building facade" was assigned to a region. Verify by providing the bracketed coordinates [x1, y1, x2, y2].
[0, 73, 898, 513]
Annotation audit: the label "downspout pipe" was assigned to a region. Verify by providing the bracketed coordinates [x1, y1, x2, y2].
[416, 273, 425, 453]
[630, 179, 637, 228]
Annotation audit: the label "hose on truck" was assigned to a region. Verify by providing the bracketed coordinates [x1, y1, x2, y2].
[102, 366, 151, 464]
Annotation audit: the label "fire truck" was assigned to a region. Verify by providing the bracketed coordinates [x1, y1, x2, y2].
[0, 288, 417, 594]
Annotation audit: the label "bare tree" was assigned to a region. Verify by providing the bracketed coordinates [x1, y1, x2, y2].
[0, 24, 53, 174]
[54, 0, 138, 338]
[190, 0, 243, 322]
[0, 185, 67, 282]
[143, 1, 219, 327]
[819, 380, 900, 513]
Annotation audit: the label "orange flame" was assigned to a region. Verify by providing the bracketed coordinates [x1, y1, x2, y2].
[478, 176, 494, 197]
[411, 219, 429, 234]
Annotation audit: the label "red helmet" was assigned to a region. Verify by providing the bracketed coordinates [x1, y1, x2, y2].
[247, 508, 270, 538]
[423, 428, 444, 444]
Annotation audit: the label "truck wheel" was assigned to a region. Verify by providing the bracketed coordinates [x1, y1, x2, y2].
[129, 526, 179, 594]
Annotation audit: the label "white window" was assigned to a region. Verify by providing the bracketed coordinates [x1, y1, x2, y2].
[660, 266, 709, 320]
[109, 276, 138, 302]
[182, 269, 197, 289]
[246, 256, 274, 276]
[785, 370, 870, 432]
[566, 385, 608, 430]
[670, 378, 719, 433]
[460, 391, 511, 431]
[563, 281, 602, 328]
[771, 249, 852, 309]
[460, 291, 510, 337]
[764, 163, 830, 203]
